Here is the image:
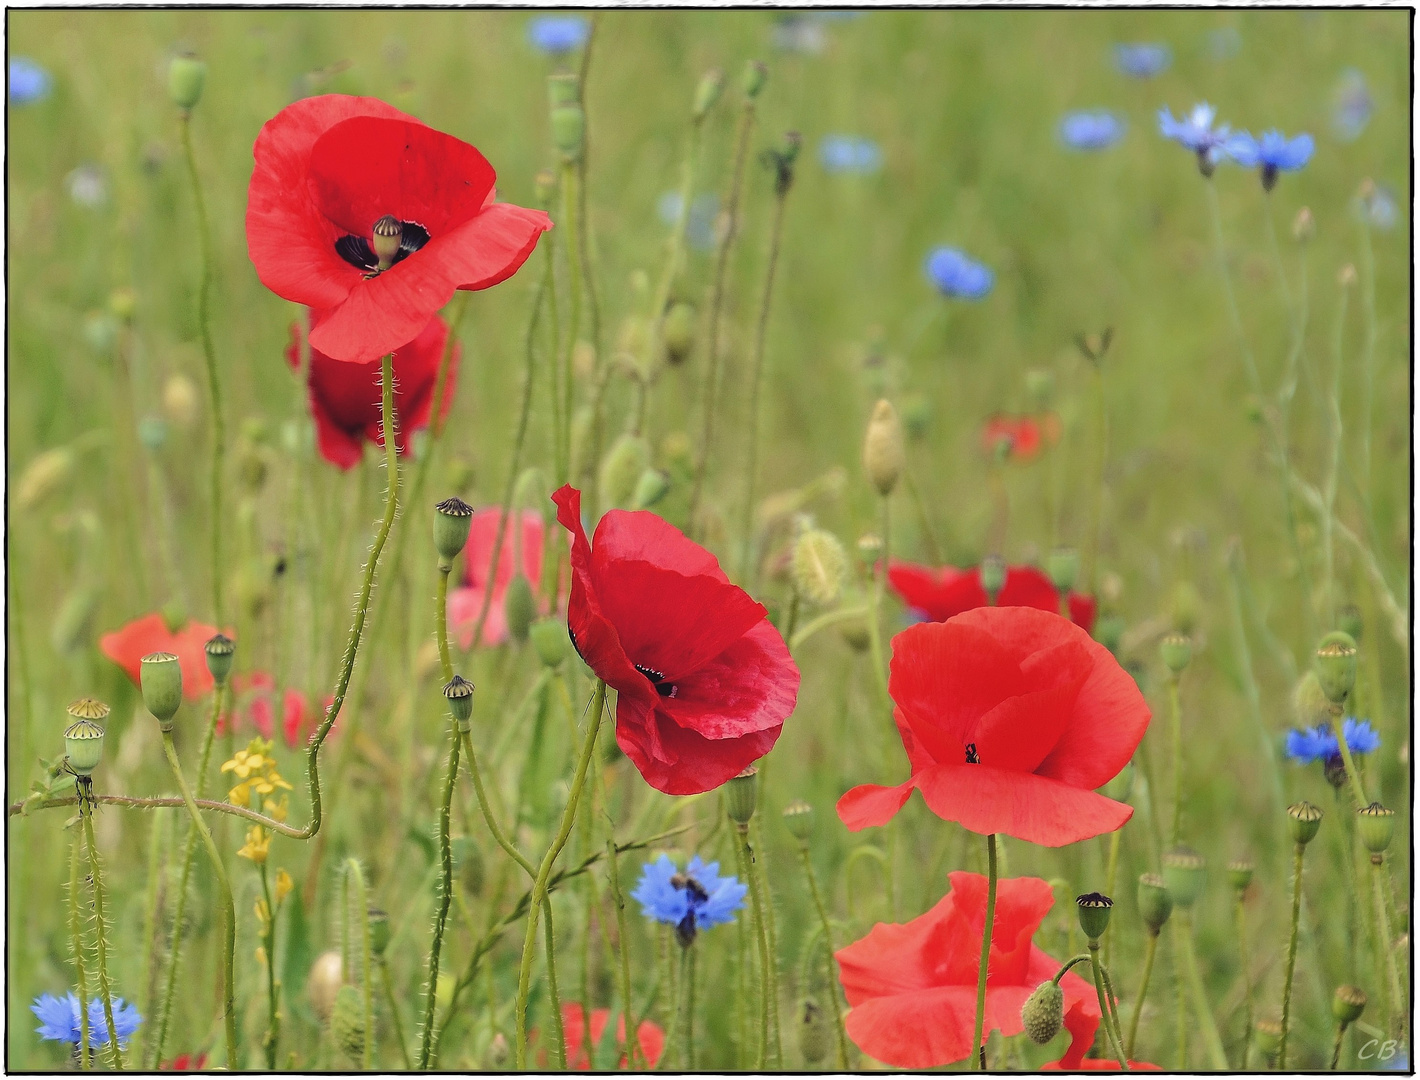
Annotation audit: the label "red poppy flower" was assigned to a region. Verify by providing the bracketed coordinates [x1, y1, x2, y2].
[981, 412, 1062, 462]
[284, 310, 460, 470]
[1042, 1002, 1161, 1071]
[835, 871, 1098, 1068]
[888, 561, 1096, 634]
[559, 1004, 665, 1070]
[246, 95, 551, 364]
[218, 672, 313, 750]
[160, 1053, 208, 1071]
[553, 484, 800, 795]
[447, 508, 547, 648]
[837, 606, 1148, 846]
[99, 613, 222, 700]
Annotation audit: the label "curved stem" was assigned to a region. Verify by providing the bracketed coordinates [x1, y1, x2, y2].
[789, 603, 872, 653]
[416, 727, 461, 1069]
[1088, 941, 1130, 1069]
[798, 845, 850, 1068]
[461, 729, 536, 879]
[1278, 843, 1305, 1069]
[17, 792, 305, 835]
[1124, 931, 1158, 1059]
[69, 829, 92, 1070]
[970, 834, 997, 1070]
[542, 895, 567, 1068]
[1330, 706, 1371, 812]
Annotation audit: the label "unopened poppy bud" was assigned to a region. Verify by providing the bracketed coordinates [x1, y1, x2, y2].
[1095, 613, 1126, 655]
[141, 652, 183, 728]
[1161, 845, 1206, 908]
[1137, 873, 1173, 933]
[793, 529, 848, 606]
[1293, 206, 1314, 242]
[168, 54, 207, 111]
[1159, 632, 1191, 675]
[662, 301, 696, 364]
[856, 533, 883, 564]
[1227, 859, 1254, 893]
[980, 555, 1006, 604]
[1314, 631, 1358, 704]
[726, 765, 758, 826]
[1357, 802, 1394, 854]
[1025, 367, 1055, 410]
[433, 497, 474, 568]
[204, 633, 235, 686]
[1286, 801, 1323, 846]
[547, 72, 579, 107]
[742, 59, 768, 100]
[692, 67, 725, 122]
[1047, 548, 1079, 594]
[1292, 671, 1332, 728]
[1075, 892, 1113, 941]
[371, 214, 402, 270]
[528, 618, 567, 668]
[503, 574, 536, 644]
[782, 800, 813, 843]
[600, 433, 650, 510]
[367, 908, 390, 955]
[632, 468, 671, 511]
[551, 103, 586, 162]
[1332, 984, 1367, 1026]
[1338, 263, 1358, 288]
[306, 950, 343, 1022]
[1101, 760, 1133, 803]
[1021, 980, 1065, 1044]
[443, 675, 475, 731]
[1254, 1018, 1283, 1059]
[798, 998, 830, 1065]
[64, 703, 107, 778]
[1337, 603, 1363, 643]
[332, 984, 365, 1059]
[840, 616, 871, 653]
[862, 399, 904, 497]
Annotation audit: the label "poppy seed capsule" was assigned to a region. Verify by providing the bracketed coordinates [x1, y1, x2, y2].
[1331, 984, 1367, 1026]
[332, 984, 365, 1059]
[433, 497, 474, 567]
[862, 399, 904, 496]
[547, 72, 579, 108]
[1254, 1018, 1283, 1059]
[792, 529, 848, 606]
[1021, 980, 1065, 1044]
[1227, 859, 1254, 893]
[503, 574, 536, 644]
[204, 633, 235, 686]
[1161, 846, 1206, 908]
[168, 54, 207, 111]
[1075, 892, 1113, 941]
[371, 214, 403, 271]
[1356, 802, 1395, 854]
[529, 618, 567, 668]
[1286, 801, 1324, 846]
[1159, 633, 1192, 675]
[631, 468, 671, 511]
[368, 908, 390, 955]
[662, 301, 696, 364]
[443, 675, 475, 731]
[1137, 873, 1173, 932]
[726, 765, 758, 826]
[550, 103, 586, 162]
[140, 652, 183, 728]
[692, 67, 725, 122]
[1047, 548, 1079, 594]
[1314, 631, 1358, 704]
[798, 997, 830, 1065]
[742, 59, 768, 101]
[782, 800, 813, 843]
[64, 717, 106, 777]
[980, 555, 1006, 604]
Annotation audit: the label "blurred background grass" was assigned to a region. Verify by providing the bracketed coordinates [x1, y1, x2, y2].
[7, 6, 1410, 1070]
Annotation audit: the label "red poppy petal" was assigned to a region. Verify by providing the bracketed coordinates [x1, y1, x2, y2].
[997, 565, 1060, 612]
[972, 638, 1093, 773]
[887, 561, 984, 622]
[552, 486, 641, 689]
[448, 585, 506, 648]
[913, 763, 1133, 846]
[447, 201, 554, 290]
[1068, 591, 1097, 634]
[894, 706, 938, 772]
[463, 508, 544, 593]
[836, 780, 914, 831]
[655, 619, 798, 740]
[843, 986, 980, 1068]
[308, 384, 365, 469]
[98, 613, 220, 699]
[591, 507, 727, 582]
[614, 691, 780, 795]
[941, 872, 1056, 985]
[886, 561, 945, 613]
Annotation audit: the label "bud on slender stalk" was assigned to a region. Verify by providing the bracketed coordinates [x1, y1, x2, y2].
[1159, 633, 1192, 675]
[1331, 985, 1366, 1026]
[503, 574, 536, 644]
[443, 675, 475, 733]
[782, 800, 813, 843]
[632, 468, 671, 511]
[798, 998, 830, 1064]
[1021, 980, 1065, 1044]
[168, 54, 207, 111]
[692, 67, 725, 122]
[1286, 801, 1323, 847]
[742, 59, 768, 100]
[662, 301, 696, 364]
[1227, 859, 1254, 894]
[600, 433, 651, 510]
[1047, 548, 1079, 594]
[529, 618, 567, 668]
[980, 555, 1006, 605]
[368, 908, 391, 955]
[862, 399, 904, 497]
[792, 529, 848, 606]
[141, 652, 183, 729]
[64, 700, 108, 777]
[433, 497, 474, 568]
[204, 633, 235, 686]
[1137, 873, 1173, 933]
[1075, 892, 1113, 941]
[726, 765, 758, 826]
[1161, 845, 1206, 908]
[1356, 802, 1394, 854]
[1314, 631, 1358, 705]
[551, 102, 586, 163]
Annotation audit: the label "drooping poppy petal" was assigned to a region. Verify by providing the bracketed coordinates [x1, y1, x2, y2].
[888, 561, 1097, 634]
[447, 508, 546, 648]
[1040, 995, 1161, 1070]
[558, 1004, 664, 1070]
[99, 613, 222, 700]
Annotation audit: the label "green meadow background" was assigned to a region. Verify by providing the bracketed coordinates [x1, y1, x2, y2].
[6, 7, 1411, 1071]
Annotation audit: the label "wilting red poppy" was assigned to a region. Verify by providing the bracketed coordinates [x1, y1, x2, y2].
[981, 413, 1061, 462]
[448, 508, 546, 648]
[246, 95, 551, 364]
[218, 672, 313, 750]
[160, 1053, 208, 1071]
[99, 613, 221, 700]
[835, 872, 1098, 1068]
[284, 311, 460, 470]
[559, 1004, 665, 1070]
[553, 484, 799, 795]
[888, 561, 1096, 634]
[837, 606, 1148, 846]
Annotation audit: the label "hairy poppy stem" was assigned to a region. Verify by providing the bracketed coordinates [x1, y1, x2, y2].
[1088, 940, 1130, 1070]
[1124, 930, 1158, 1059]
[735, 822, 775, 1067]
[1278, 841, 1305, 1069]
[68, 830, 92, 1070]
[379, 956, 412, 1069]
[1370, 856, 1403, 1043]
[1167, 674, 1183, 847]
[1232, 886, 1254, 1069]
[796, 844, 851, 1067]
[542, 896, 568, 1068]
[258, 862, 280, 1068]
[970, 833, 997, 1071]
[560, 161, 583, 488]
[341, 859, 374, 1069]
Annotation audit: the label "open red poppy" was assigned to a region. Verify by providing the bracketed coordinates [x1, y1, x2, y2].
[99, 612, 222, 700]
[553, 484, 800, 795]
[888, 560, 1096, 634]
[835, 872, 1097, 1068]
[247, 95, 551, 364]
[1043, 1002, 1161, 1071]
[837, 606, 1147, 846]
[981, 412, 1061, 462]
[285, 310, 459, 469]
[559, 1004, 665, 1070]
[218, 672, 313, 750]
[447, 508, 547, 648]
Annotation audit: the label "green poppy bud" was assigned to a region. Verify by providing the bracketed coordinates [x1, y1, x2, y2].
[168, 54, 207, 111]
[550, 103, 586, 162]
[204, 633, 235, 687]
[141, 652, 183, 728]
[862, 399, 904, 497]
[600, 433, 651, 510]
[797, 998, 830, 1065]
[662, 301, 696, 364]
[1227, 859, 1254, 894]
[529, 618, 567, 668]
[64, 700, 108, 777]
[503, 574, 536, 644]
[1137, 873, 1173, 933]
[1170, 580, 1201, 635]
[726, 765, 758, 826]
[1254, 1018, 1283, 1060]
[547, 72, 579, 107]
[793, 529, 848, 606]
[1292, 671, 1332, 729]
[691, 67, 725, 122]
[1314, 631, 1358, 705]
[1047, 548, 1079, 594]
[1161, 845, 1206, 908]
[1075, 892, 1113, 942]
[1356, 802, 1395, 854]
[742, 59, 768, 101]
[782, 800, 813, 843]
[433, 497, 474, 568]
[443, 675, 475, 732]
[1332, 984, 1367, 1026]
[1286, 801, 1324, 847]
[980, 555, 1006, 605]
[1159, 633, 1192, 675]
[632, 468, 671, 511]
[1094, 613, 1126, 655]
[1021, 980, 1065, 1045]
[368, 908, 390, 955]
[1337, 603, 1364, 643]
[332, 984, 365, 1059]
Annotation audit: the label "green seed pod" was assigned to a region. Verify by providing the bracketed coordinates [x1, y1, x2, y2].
[433, 497, 474, 568]
[1075, 892, 1113, 942]
[529, 618, 567, 668]
[662, 301, 696, 365]
[550, 103, 586, 162]
[168, 54, 207, 111]
[1286, 801, 1324, 847]
[1331, 984, 1367, 1026]
[600, 433, 651, 510]
[1314, 631, 1358, 705]
[368, 908, 390, 956]
[797, 998, 830, 1065]
[980, 555, 1006, 604]
[141, 652, 183, 728]
[64, 704, 107, 777]
[1047, 548, 1080, 594]
[726, 765, 758, 826]
[1094, 613, 1126, 655]
[691, 67, 725, 122]
[204, 633, 235, 687]
[1337, 603, 1364, 643]
[1254, 1018, 1283, 1060]
[793, 529, 848, 606]
[1159, 633, 1192, 675]
[1101, 760, 1134, 803]
[782, 800, 813, 843]
[742, 59, 768, 101]
[306, 950, 343, 1022]
[1161, 846, 1206, 908]
[1137, 873, 1173, 933]
[1227, 859, 1254, 894]
[631, 468, 671, 511]
[547, 72, 579, 107]
[1356, 802, 1395, 854]
[332, 984, 365, 1059]
[1021, 980, 1065, 1045]
[443, 675, 475, 732]
[503, 574, 536, 644]
[862, 399, 904, 497]
[1292, 671, 1333, 729]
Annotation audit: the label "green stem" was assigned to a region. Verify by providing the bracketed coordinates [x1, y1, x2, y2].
[1278, 842, 1305, 1069]
[1167, 675, 1183, 847]
[1171, 915, 1187, 1069]
[1234, 891, 1253, 1069]
[416, 726, 461, 1069]
[1124, 930, 1158, 1059]
[1321, 283, 1351, 624]
[1102, 830, 1121, 971]
[542, 895, 567, 1069]
[380, 957, 412, 1070]
[970, 834, 997, 1070]
[259, 863, 279, 1069]
[69, 829, 92, 1071]
[461, 729, 535, 878]
[605, 836, 640, 1069]
[865, 499, 893, 714]
[1331, 1021, 1348, 1070]
[1178, 910, 1228, 1069]
[559, 161, 583, 488]
[1370, 856, 1403, 1041]
[1088, 941, 1130, 1069]
[680, 943, 697, 1069]
[345, 859, 373, 1070]
[1205, 177, 1261, 396]
[798, 845, 851, 1068]
[1357, 206, 1378, 493]
[1084, 359, 1108, 593]
[737, 824, 773, 1068]
[137, 806, 169, 1063]
[1330, 706, 1370, 813]
[903, 467, 944, 565]
[753, 816, 783, 1063]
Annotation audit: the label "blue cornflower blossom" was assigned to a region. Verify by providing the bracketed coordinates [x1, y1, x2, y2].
[32, 992, 142, 1047]
[630, 854, 746, 946]
[1059, 110, 1126, 151]
[924, 247, 993, 301]
[9, 57, 51, 105]
[1284, 718, 1380, 766]
[657, 191, 719, 253]
[527, 16, 589, 55]
[1332, 69, 1373, 142]
[819, 135, 883, 175]
[1114, 43, 1171, 79]
[1158, 103, 1238, 176]
[1225, 129, 1314, 191]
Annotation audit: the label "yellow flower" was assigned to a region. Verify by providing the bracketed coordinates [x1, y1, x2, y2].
[237, 825, 271, 864]
[254, 898, 271, 925]
[275, 868, 293, 904]
[264, 794, 290, 824]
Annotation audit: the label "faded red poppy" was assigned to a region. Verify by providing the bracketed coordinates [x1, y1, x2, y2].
[559, 1004, 665, 1070]
[218, 672, 313, 750]
[553, 484, 800, 795]
[285, 311, 460, 470]
[160, 1053, 208, 1071]
[836, 872, 1098, 1068]
[981, 412, 1062, 462]
[837, 606, 1148, 846]
[448, 508, 546, 649]
[246, 95, 551, 364]
[99, 613, 221, 700]
[888, 561, 1096, 634]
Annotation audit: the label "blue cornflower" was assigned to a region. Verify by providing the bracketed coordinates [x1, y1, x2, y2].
[9, 57, 51, 105]
[1114, 43, 1171, 79]
[657, 191, 719, 253]
[527, 16, 589, 55]
[32, 992, 142, 1047]
[819, 135, 883, 175]
[630, 854, 746, 946]
[1059, 110, 1126, 151]
[1158, 103, 1237, 176]
[924, 247, 993, 301]
[1332, 69, 1373, 142]
[1225, 129, 1314, 191]
[1284, 718, 1380, 765]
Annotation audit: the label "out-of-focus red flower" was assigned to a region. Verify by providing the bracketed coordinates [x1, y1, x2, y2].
[835, 871, 1097, 1068]
[837, 606, 1148, 846]
[284, 311, 459, 470]
[160, 1052, 209, 1071]
[218, 672, 313, 750]
[246, 94, 551, 364]
[99, 613, 221, 700]
[553, 484, 800, 795]
[981, 413, 1061, 462]
[1041, 1000, 1161, 1071]
[888, 561, 1096, 634]
[559, 1003, 665, 1070]
[447, 508, 546, 649]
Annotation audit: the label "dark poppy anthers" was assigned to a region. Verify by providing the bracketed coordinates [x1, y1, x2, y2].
[888, 560, 1097, 635]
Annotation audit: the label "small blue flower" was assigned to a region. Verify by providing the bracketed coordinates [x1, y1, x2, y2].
[1225, 129, 1314, 190]
[1114, 43, 1171, 79]
[924, 247, 993, 301]
[1158, 103, 1237, 175]
[1059, 110, 1126, 151]
[31, 993, 142, 1047]
[527, 16, 589, 55]
[657, 191, 719, 253]
[819, 135, 883, 175]
[1343, 717, 1381, 755]
[1332, 69, 1373, 142]
[631, 854, 746, 946]
[1284, 719, 1380, 765]
[9, 57, 51, 105]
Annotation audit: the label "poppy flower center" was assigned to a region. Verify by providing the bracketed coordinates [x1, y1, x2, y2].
[335, 214, 430, 277]
[634, 663, 678, 699]
[965, 742, 980, 764]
